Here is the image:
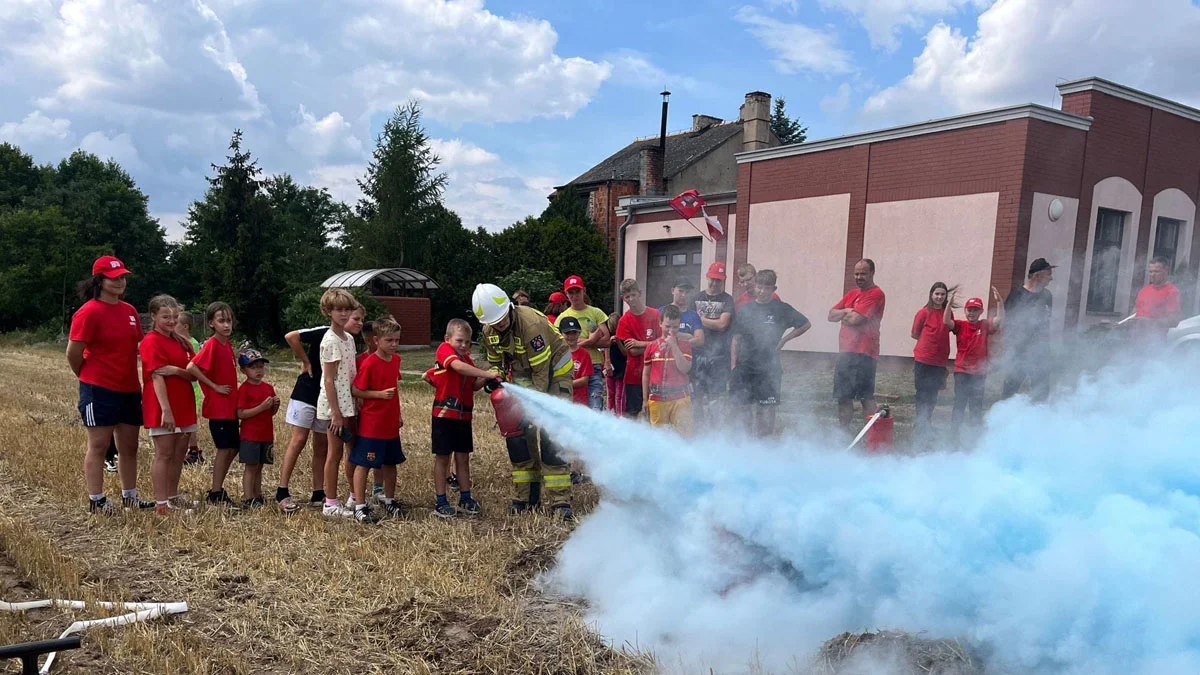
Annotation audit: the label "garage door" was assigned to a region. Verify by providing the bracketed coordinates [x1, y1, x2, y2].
[646, 237, 702, 309]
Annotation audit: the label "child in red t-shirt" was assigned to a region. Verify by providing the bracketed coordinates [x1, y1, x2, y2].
[946, 289, 1003, 437]
[642, 304, 693, 434]
[615, 279, 660, 419]
[140, 295, 199, 516]
[558, 317, 594, 405]
[422, 319, 500, 518]
[185, 301, 240, 508]
[235, 347, 279, 509]
[349, 317, 406, 523]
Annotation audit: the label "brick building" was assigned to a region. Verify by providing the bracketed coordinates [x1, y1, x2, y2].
[557, 92, 780, 254]
[617, 77, 1200, 357]
[320, 268, 437, 345]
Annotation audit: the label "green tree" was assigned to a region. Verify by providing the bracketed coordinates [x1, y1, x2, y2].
[770, 97, 807, 145]
[498, 268, 559, 308]
[264, 174, 350, 293]
[344, 101, 448, 268]
[0, 207, 102, 332]
[180, 130, 284, 342]
[0, 143, 42, 212]
[282, 286, 388, 334]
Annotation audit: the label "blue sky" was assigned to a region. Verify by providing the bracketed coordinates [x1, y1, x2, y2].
[3, 0, 1199, 238]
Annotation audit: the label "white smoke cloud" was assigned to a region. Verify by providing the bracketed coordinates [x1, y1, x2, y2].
[508, 352, 1200, 674]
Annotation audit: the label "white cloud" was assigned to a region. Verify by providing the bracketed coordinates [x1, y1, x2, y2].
[287, 105, 363, 159]
[429, 138, 499, 168]
[152, 211, 189, 241]
[862, 0, 1200, 125]
[820, 82, 853, 114]
[604, 49, 702, 93]
[426, 138, 556, 231]
[0, 110, 71, 142]
[79, 130, 144, 170]
[735, 6, 855, 76]
[818, 0, 979, 51]
[308, 164, 365, 207]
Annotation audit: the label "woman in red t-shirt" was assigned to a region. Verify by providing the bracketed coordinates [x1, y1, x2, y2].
[140, 295, 199, 515]
[66, 256, 152, 514]
[910, 282, 952, 440]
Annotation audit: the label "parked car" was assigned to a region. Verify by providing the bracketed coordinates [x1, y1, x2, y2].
[1167, 314, 1200, 350]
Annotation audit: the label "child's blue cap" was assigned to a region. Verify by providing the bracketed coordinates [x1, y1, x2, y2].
[238, 347, 269, 367]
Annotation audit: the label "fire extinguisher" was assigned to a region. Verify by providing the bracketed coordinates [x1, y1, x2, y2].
[485, 380, 525, 438]
[864, 406, 894, 453]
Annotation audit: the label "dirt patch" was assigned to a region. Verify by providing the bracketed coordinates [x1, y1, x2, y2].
[499, 541, 561, 596]
[815, 630, 981, 675]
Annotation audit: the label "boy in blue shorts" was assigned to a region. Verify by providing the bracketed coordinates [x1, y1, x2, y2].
[350, 316, 406, 523]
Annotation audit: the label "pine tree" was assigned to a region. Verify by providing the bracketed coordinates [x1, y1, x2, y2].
[770, 98, 808, 145]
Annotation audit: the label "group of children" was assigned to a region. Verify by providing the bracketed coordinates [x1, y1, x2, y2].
[134, 288, 496, 522]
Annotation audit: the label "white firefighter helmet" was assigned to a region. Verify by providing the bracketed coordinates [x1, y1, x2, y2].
[472, 283, 512, 325]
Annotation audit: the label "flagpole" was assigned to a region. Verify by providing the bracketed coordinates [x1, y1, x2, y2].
[682, 217, 714, 242]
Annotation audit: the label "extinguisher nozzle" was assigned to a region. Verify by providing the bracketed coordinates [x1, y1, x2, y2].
[484, 379, 503, 393]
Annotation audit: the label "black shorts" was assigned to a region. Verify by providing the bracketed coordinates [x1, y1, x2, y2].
[78, 382, 142, 428]
[431, 417, 473, 456]
[624, 384, 644, 418]
[691, 359, 731, 400]
[351, 436, 405, 468]
[238, 441, 274, 465]
[209, 419, 240, 449]
[731, 367, 782, 406]
[834, 352, 878, 403]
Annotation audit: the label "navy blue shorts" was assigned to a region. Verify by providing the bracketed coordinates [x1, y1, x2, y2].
[78, 382, 142, 428]
[209, 419, 240, 449]
[350, 436, 405, 469]
[431, 417, 473, 456]
[238, 441, 274, 465]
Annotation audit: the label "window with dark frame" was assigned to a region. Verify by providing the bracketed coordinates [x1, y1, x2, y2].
[1086, 208, 1127, 314]
[1153, 217, 1183, 274]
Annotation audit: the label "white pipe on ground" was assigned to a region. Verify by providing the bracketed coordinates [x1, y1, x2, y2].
[845, 411, 883, 451]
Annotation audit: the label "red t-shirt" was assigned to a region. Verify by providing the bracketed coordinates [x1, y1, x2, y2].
[353, 352, 402, 439]
[570, 347, 593, 404]
[616, 307, 661, 385]
[139, 330, 198, 429]
[1134, 283, 1181, 320]
[69, 299, 143, 392]
[833, 286, 886, 358]
[430, 342, 476, 421]
[237, 380, 277, 442]
[191, 337, 237, 420]
[735, 291, 780, 308]
[951, 319, 996, 375]
[356, 351, 370, 370]
[645, 337, 692, 401]
[911, 307, 951, 367]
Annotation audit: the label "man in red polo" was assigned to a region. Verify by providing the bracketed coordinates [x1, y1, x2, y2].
[827, 259, 886, 429]
[1133, 256, 1183, 336]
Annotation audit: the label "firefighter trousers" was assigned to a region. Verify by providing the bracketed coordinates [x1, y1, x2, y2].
[506, 379, 573, 507]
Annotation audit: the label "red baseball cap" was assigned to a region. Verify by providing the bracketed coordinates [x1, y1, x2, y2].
[92, 255, 132, 278]
[706, 262, 726, 280]
[564, 275, 585, 292]
[965, 297, 984, 310]
[548, 291, 567, 303]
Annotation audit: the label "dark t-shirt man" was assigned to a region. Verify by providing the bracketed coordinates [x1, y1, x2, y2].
[732, 298, 808, 405]
[1002, 286, 1052, 400]
[691, 290, 735, 398]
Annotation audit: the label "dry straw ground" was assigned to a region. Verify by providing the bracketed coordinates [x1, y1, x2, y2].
[0, 345, 653, 674]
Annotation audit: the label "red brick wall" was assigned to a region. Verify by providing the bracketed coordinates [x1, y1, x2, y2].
[586, 181, 640, 253]
[1016, 119, 1088, 290]
[1135, 109, 1200, 297]
[373, 297, 431, 346]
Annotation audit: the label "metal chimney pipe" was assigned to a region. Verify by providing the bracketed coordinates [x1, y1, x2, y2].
[659, 90, 670, 150]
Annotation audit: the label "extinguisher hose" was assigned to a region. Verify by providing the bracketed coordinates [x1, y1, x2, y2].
[845, 411, 883, 451]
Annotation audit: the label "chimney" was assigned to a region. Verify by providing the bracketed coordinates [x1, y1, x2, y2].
[692, 114, 723, 131]
[740, 91, 771, 152]
[639, 146, 665, 196]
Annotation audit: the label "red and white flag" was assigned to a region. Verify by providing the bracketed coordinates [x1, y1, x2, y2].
[668, 189, 726, 241]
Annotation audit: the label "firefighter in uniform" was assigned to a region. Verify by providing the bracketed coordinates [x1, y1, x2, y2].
[472, 283, 576, 519]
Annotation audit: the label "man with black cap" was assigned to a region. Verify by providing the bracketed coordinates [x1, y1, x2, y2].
[659, 278, 702, 343]
[1002, 257, 1055, 401]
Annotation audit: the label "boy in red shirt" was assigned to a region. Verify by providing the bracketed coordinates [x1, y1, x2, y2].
[945, 289, 1003, 438]
[236, 347, 279, 508]
[350, 317, 406, 523]
[185, 301, 240, 507]
[642, 304, 693, 434]
[615, 279, 660, 419]
[559, 317, 593, 405]
[422, 319, 499, 517]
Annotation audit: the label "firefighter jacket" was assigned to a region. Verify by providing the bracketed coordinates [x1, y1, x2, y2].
[482, 305, 573, 392]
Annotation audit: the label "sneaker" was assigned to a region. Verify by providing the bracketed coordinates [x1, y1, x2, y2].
[88, 497, 117, 514]
[243, 497, 266, 509]
[309, 491, 326, 508]
[446, 474, 460, 491]
[277, 496, 301, 514]
[552, 504, 575, 521]
[122, 495, 155, 510]
[508, 500, 531, 515]
[353, 506, 379, 524]
[372, 484, 385, 503]
[322, 500, 352, 518]
[434, 502, 457, 518]
[384, 501, 405, 518]
[458, 497, 481, 516]
[103, 459, 118, 474]
[169, 495, 198, 510]
[184, 448, 202, 465]
[206, 489, 237, 507]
